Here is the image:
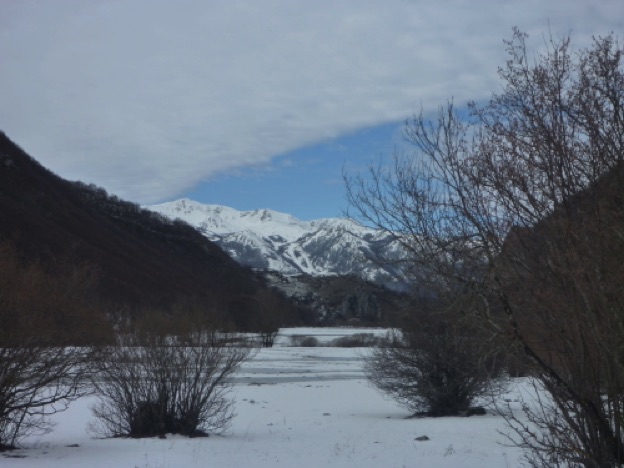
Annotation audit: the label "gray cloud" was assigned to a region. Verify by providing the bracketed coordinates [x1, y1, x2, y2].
[0, 0, 621, 203]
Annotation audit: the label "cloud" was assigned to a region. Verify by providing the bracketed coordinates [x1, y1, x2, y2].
[0, 0, 621, 203]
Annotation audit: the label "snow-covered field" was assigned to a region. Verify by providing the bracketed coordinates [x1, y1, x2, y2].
[3, 328, 526, 467]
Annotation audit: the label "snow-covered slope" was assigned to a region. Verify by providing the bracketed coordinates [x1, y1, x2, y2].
[149, 199, 403, 282]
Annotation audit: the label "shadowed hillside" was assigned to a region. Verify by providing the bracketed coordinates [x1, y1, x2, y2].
[0, 131, 296, 328]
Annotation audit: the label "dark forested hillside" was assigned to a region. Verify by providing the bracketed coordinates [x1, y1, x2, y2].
[0, 131, 293, 328]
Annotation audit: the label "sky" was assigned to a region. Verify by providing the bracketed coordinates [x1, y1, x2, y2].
[1, 1, 622, 220]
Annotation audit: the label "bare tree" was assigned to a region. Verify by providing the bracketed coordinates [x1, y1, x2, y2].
[346, 30, 624, 466]
[90, 316, 254, 438]
[0, 241, 109, 450]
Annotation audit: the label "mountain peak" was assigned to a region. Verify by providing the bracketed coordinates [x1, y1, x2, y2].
[149, 199, 403, 282]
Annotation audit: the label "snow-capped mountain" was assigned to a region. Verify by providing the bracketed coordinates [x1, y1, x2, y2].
[149, 199, 403, 283]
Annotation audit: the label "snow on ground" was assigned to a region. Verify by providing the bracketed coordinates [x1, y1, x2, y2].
[2, 328, 526, 467]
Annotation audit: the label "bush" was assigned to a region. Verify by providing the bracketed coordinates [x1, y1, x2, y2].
[90, 328, 253, 438]
[329, 333, 379, 348]
[288, 335, 319, 347]
[0, 242, 108, 450]
[0, 346, 96, 450]
[365, 305, 505, 417]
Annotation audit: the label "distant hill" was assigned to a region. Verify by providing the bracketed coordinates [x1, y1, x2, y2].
[0, 131, 295, 328]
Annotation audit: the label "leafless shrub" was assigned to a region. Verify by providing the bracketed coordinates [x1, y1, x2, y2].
[90, 326, 254, 438]
[0, 241, 108, 450]
[329, 333, 379, 348]
[365, 301, 506, 417]
[0, 346, 98, 450]
[288, 335, 320, 347]
[499, 377, 621, 468]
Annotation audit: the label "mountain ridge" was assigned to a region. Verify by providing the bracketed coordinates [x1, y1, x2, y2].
[149, 198, 403, 283]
